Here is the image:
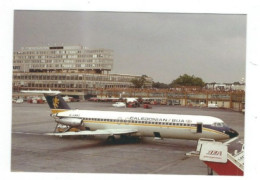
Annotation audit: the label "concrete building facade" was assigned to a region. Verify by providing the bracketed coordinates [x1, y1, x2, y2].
[13, 45, 113, 74]
[13, 45, 153, 99]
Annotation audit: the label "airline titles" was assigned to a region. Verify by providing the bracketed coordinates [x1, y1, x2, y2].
[129, 116, 188, 123]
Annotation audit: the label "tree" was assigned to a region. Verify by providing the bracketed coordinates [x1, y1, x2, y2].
[233, 81, 241, 85]
[170, 74, 205, 87]
[131, 75, 148, 88]
[152, 81, 169, 89]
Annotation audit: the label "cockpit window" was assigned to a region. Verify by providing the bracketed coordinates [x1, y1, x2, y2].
[213, 122, 224, 127]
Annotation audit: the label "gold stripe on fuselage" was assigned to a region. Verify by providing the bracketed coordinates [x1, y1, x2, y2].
[82, 120, 227, 137]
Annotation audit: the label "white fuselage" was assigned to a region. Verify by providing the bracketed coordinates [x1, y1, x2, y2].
[57, 109, 229, 140]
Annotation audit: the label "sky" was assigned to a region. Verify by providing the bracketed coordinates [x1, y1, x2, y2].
[13, 10, 246, 84]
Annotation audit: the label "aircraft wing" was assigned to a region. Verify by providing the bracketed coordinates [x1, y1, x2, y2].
[45, 129, 138, 136]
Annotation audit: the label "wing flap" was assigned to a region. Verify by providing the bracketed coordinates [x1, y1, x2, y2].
[46, 129, 138, 136]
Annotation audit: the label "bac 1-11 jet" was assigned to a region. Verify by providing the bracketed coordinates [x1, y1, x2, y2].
[21, 90, 239, 142]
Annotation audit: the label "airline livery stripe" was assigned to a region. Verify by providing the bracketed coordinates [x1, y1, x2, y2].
[83, 120, 192, 129]
[82, 120, 227, 137]
[203, 127, 228, 136]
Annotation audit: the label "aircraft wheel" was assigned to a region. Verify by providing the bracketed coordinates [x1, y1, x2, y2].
[120, 135, 129, 143]
[107, 136, 115, 143]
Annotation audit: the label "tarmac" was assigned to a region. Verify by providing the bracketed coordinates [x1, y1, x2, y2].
[11, 101, 244, 175]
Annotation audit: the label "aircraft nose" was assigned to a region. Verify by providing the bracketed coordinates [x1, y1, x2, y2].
[226, 128, 239, 138]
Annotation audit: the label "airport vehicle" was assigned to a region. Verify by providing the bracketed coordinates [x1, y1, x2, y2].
[208, 103, 219, 108]
[21, 90, 239, 141]
[63, 95, 71, 102]
[16, 98, 24, 103]
[125, 97, 138, 103]
[112, 102, 126, 108]
[143, 104, 152, 109]
[186, 138, 244, 175]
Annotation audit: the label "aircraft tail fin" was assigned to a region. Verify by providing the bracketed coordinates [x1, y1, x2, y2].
[45, 94, 70, 110]
[21, 90, 71, 114]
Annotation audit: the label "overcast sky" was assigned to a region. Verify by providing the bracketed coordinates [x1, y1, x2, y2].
[13, 10, 246, 84]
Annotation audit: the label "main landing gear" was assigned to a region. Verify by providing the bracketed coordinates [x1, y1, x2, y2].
[106, 136, 116, 142]
[106, 135, 141, 144]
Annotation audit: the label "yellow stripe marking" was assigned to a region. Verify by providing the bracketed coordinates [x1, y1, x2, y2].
[82, 120, 227, 137]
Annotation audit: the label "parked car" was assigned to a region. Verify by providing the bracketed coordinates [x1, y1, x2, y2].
[208, 103, 218, 108]
[112, 102, 126, 108]
[127, 102, 137, 108]
[15, 98, 24, 104]
[143, 104, 152, 109]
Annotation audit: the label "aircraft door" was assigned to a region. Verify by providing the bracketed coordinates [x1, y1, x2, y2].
[196, 123, 203, 133]
[153, 132, 162, 139]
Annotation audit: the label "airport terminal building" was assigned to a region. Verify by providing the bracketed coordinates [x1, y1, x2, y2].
[13, 45, 153, 99]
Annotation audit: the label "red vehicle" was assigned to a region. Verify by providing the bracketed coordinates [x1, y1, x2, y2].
[143, 104, 152, 109]
[186, 138, 244, 176]
[127, 103, 137, 108]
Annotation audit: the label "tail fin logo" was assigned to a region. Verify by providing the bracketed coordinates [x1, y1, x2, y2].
[52, 96, 60, 109]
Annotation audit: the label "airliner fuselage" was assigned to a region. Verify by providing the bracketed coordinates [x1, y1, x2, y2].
[21, 90, 239, 141]
[56, 109, 237, 141]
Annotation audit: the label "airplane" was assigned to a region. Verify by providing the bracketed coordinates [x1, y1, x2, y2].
[21, 90, 239, 142]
